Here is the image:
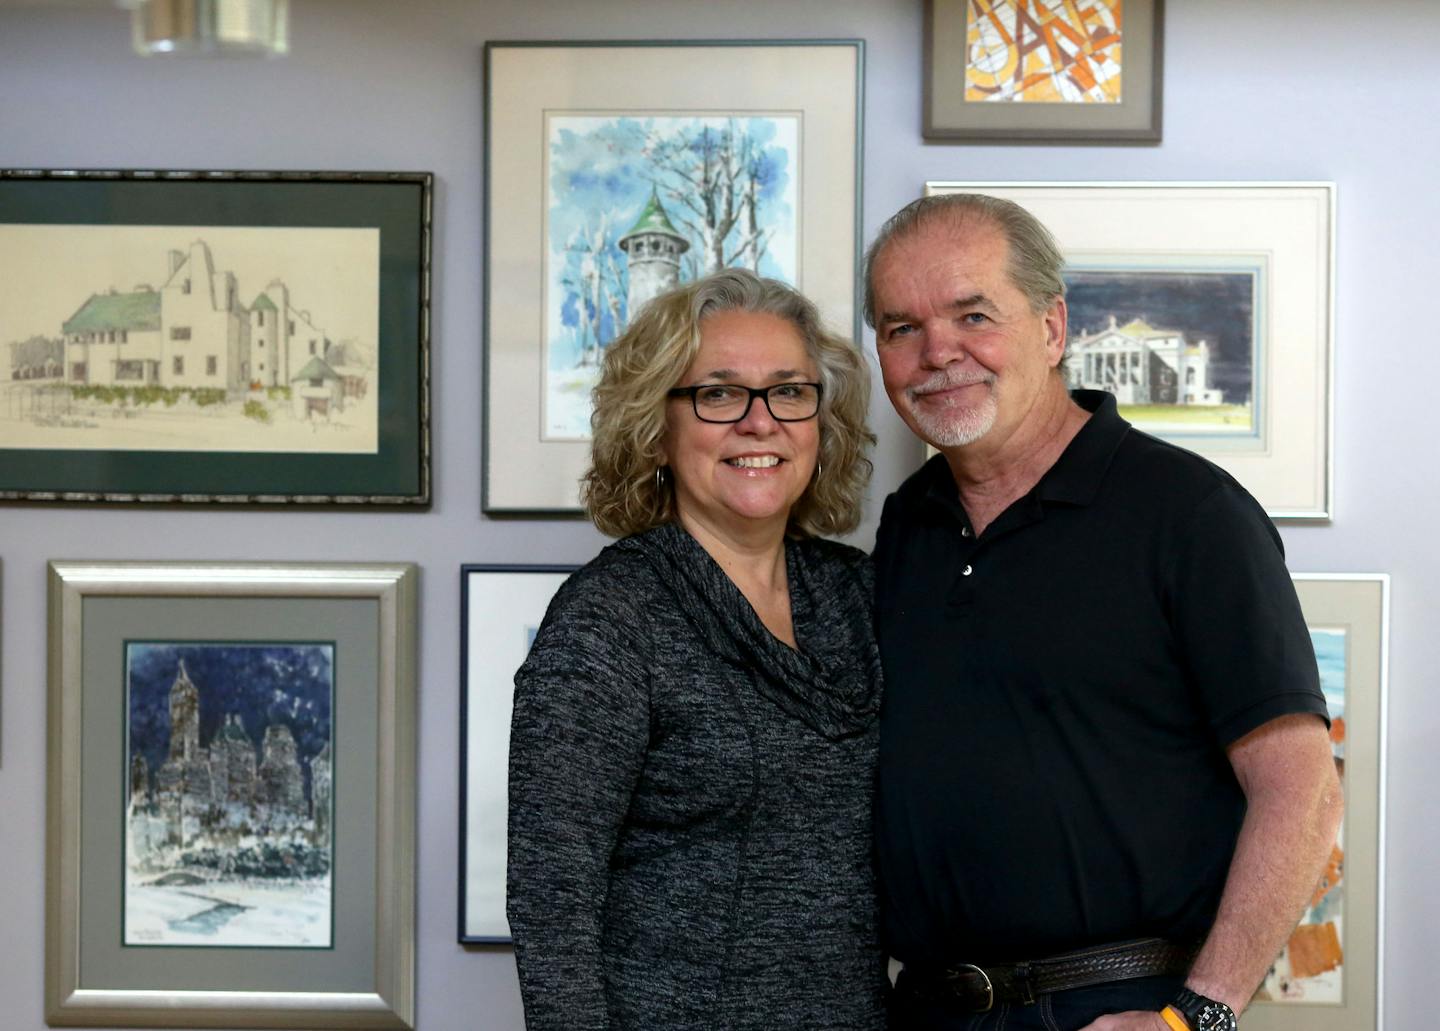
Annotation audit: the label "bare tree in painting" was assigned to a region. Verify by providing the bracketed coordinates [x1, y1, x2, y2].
[645, 119, 777, 279]
[560, 212, 627, 368]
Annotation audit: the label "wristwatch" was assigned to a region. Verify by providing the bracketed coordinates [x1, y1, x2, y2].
[1170, 987, 1238, 1031]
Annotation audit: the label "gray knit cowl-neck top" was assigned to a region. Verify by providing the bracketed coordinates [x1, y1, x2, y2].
[508, 523, 886, 1031]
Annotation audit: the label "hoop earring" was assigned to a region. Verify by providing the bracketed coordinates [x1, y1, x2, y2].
[654, 466, 668, 493]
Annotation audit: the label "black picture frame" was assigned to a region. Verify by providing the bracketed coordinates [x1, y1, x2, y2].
[0, 170, 431, 505]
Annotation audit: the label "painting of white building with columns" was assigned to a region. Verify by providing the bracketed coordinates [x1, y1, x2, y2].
[1064, 264, 1260, 436]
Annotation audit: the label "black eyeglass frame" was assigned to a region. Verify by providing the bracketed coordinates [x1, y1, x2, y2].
[666, 382, 824, 424]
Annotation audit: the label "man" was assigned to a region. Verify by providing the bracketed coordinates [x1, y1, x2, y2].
[866, 194, 1343, 1031]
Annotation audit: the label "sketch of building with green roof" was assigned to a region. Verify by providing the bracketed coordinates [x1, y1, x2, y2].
[248, 279, 330, 389]
[62, 240, 250, 391]
[289, 354, 345, 420]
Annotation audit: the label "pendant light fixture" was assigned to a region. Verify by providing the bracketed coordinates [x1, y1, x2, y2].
[121, 0, 289, 57]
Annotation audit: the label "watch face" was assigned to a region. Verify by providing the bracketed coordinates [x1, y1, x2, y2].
[1196, 1002, 1238, 1031]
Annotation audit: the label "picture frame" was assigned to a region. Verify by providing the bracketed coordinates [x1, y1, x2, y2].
[1246, 573, 1389, 1031]
[459, 563, 576, 943]
[46, 561, 418, 1029]
[483, 40, 864, 513]
[924, 0, 1163, 142]
[925, 181, 1335, 519]
[1, 170, 432, 506]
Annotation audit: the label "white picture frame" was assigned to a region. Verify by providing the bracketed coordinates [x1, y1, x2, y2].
[924, 182, 1335, 520]
[484, 40, 864, 513]
[458, 564, 575, 942]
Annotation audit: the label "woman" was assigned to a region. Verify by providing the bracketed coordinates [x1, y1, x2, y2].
[507, 268, 885, 1030]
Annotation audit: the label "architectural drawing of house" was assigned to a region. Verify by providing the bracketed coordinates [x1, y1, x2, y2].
[1066, 315, 1225, 406]
[248, 279, 330, 389]
[290, 355, 344, 420]
[63, 240, 250, 390]
[60, 240, 333, 395]
[322, 339, 371, 401]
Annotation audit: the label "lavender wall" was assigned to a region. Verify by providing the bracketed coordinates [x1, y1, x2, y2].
[2, 1, 1435, 1027]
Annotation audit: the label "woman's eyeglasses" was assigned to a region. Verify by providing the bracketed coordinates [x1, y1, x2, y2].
[667, 382, 823, 424]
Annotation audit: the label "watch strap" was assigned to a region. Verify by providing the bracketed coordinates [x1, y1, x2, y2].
[1160, 1005, 1192, 1031]
[1172, 987, 1237, 1031]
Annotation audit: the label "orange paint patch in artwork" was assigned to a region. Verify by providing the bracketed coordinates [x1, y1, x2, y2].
[1286, 921, 1343, 980]
[1309, 842, 1344, 908]
[1068, 54, 1098, 90]
[1331, 714, 1346, 745]
[975, 0, 1018, 48]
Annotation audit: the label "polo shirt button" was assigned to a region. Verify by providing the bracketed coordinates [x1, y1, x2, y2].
[960, 526, 972, 537]
[962, 564, 973, 576]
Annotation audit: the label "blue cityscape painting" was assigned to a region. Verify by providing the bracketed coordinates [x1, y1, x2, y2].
[543, 113, 799, 439]
[124, 642, 335, 948]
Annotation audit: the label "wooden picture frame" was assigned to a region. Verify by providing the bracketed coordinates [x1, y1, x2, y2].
[1, 170, 431, 505]
[925, 181, 1335, 519]
[459, 563, 575, 943]
[483, 40, 863, 513]
[924, 0, 1163, 142]
[46, 561, 418, 1028]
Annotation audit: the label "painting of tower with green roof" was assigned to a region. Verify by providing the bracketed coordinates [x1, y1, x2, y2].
[543, 113, 799, 439]
[0, 224, 380, 453]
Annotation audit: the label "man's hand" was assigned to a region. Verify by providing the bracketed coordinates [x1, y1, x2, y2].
[1078, 1012, 1170, 1031]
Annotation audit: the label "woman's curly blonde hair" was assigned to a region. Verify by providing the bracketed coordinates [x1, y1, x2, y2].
[582, 268, 874, 539]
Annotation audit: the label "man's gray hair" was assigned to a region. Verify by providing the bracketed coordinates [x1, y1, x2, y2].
[861, 193, 1067, 328]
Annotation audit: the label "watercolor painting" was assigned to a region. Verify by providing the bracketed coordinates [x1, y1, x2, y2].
[543, 113, 799, 439]
[124, 642, 334, 948]
[1256, 626, 1347, 1004]
[966, 0, 1124, 104]
[0, 225, 379, 453]
[1065, 263, 1260, 437]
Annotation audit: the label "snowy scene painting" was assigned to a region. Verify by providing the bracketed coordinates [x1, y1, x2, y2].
[1064, 263, 1261, 437]
[1256, 626, 1348, 1004]
[124, 642, 335, 949]
[0, 224, 379, 453]
[543, 114, 799, 439]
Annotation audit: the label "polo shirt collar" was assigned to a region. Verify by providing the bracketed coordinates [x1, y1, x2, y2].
[920, 388, 1130, 512]
[1036, 389, 1130, 506]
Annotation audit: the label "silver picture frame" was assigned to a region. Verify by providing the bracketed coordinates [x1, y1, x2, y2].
[46, 561, 418, 1029]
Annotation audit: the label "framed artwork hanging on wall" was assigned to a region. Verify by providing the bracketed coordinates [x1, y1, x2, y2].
[46, 561, 418, 1029]
[483, 40, 863, 513]
[0, 170, 432, 506]
[924, 0, 1164, 141]
[1244, 573, 1389, 1031]
[925, 181, 1335, 520]
[459, 563, 576, 943]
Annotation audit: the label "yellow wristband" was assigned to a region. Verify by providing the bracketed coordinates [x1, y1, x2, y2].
[1160, 1006, 1192, 1031]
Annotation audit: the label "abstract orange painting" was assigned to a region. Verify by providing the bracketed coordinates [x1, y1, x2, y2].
[966, 0, 1124, 104]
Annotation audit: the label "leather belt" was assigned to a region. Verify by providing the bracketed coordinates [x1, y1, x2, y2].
[896, 937, 1198, 1012]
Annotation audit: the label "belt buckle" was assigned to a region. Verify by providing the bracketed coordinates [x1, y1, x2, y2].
[944, 963, 994, 1013]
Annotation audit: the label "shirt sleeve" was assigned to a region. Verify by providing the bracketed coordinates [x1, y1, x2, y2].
[506, 570, 654, 1031]
[1166, 482, 1329, 747]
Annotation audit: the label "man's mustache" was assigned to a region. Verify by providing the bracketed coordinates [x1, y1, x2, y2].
[906, 370, 997, 399]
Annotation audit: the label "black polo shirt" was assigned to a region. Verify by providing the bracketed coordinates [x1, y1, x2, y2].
[873, 390, 1327, 966]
